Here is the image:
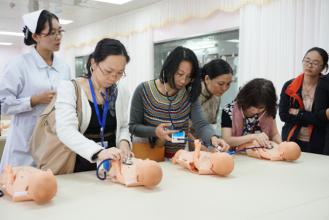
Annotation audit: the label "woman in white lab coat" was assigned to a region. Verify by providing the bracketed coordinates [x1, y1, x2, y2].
[0, 9, 70, 170]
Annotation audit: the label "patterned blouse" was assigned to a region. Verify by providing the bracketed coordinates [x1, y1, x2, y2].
[222, 102, 262, 135]
[199, 82, 221, 124]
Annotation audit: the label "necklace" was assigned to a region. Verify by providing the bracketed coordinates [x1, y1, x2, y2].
[302, 83, 316, 111]
[302, 84, 315, 99]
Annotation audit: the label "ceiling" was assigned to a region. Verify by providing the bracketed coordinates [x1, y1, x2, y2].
[0, 0, 162, 47]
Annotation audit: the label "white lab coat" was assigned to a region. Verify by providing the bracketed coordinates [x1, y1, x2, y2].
[0, 48, 71, 171]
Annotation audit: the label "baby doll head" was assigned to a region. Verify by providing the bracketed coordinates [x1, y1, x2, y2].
[137, 159, 163, 188]
[278, 141, 301, 161]
[28, 169, 57, 204]
[210, 152, 234, 176]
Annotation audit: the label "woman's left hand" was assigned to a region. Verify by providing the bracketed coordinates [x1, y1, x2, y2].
[289, 108, 299, 115]
[118, 140, 133, 161]
[211, 136, 230, 152]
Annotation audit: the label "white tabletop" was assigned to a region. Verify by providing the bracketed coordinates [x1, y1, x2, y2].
[1, 153, 329, 220]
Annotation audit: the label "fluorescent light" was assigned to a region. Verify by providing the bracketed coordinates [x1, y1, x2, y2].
[184, 42, 217, 50]
[92, 0, 132, 5]
[0, 31, 24, 37]
[59, 19, 73, 25]
[227, 39, 239, 43]
[0, 42, 13, 46]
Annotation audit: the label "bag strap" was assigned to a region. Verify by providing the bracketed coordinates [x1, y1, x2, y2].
[71, 79, 82, 131]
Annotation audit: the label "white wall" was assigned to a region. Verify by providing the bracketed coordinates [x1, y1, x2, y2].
[153, 11, 239, 43]
[62, 10, 240, 94]
[0, 47, 24, 77]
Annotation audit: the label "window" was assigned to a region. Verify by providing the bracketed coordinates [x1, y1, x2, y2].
[75, 55, 89, 77]
[154, 29, 239, 108]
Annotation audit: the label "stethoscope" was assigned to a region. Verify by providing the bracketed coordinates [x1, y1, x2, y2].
[164, 83, 180, 130]
[177, 137, 223, 152]
[228, 144, 274, 155]
[179, 138, 274, 155]
[96, 156, 133, 181]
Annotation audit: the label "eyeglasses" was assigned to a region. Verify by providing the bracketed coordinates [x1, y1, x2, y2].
[98, 64, 126, 79]
[39, 29, 65, 39]
[302, 59, 323, 68]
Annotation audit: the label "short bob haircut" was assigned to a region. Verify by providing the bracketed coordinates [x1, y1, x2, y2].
[201, 59, 233, 81]
[159, 46, 201, 102]
[85, 38, 130, 78]
[23, 10, 59, 46]
[236, 78, 277, 118]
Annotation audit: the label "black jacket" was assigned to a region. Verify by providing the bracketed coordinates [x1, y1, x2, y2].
[279, 78, 326, 154]
[313, 74, 329, 155]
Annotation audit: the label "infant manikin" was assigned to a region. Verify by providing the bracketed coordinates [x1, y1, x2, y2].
[172, 139, 234, 176]
[107, 158, 163, 188]
[234, 141, 301, 161]
[0, 166, 57, 204]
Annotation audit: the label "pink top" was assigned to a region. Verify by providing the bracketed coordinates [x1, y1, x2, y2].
[231, 102, 275, 138]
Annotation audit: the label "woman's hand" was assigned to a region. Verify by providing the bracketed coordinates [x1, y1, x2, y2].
[155, 123, 179, 142]
[118, 140, 133, 161]
[31, 90, 56, 107]
[289, 108, 299, 115]
[326, 108, 329, 120]
[211, 136, 230, 152]
[252, 132, 270, 147]
[97, 147, 122, 161]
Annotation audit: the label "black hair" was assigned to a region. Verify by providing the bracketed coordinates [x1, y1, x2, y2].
[23, 10, 59, 46]
[201, 59, 233, 80]
[159, 46, 201, 102]
[236, 78, 277, 118]
[304, 47, 329, 73]
[85, 38, 130, 78]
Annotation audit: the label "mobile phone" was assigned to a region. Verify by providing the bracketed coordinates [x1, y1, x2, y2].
[171, 131, 185, 143]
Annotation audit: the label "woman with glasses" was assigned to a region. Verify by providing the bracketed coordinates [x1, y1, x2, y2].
[279, 47, 329, 154]
[0, 10, 70, 171]
[221, 78, 281, 147]
[55, 38, 132, 172]
[129, 46, 229, 159]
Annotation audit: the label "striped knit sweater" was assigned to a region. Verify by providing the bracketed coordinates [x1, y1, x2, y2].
[129, 80, 216, 157]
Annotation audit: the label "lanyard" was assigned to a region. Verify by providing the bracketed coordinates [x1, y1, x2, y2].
[88, 78, 110, 148]
[164, 83, 191, 131]
[167, 96, 177, 130]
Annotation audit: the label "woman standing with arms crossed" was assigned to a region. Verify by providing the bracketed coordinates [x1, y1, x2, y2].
[279, 47, 328, 154]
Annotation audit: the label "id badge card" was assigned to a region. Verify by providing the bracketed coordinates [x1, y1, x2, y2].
[97, 141, 108, 149]
[171, 131, 185, 143]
